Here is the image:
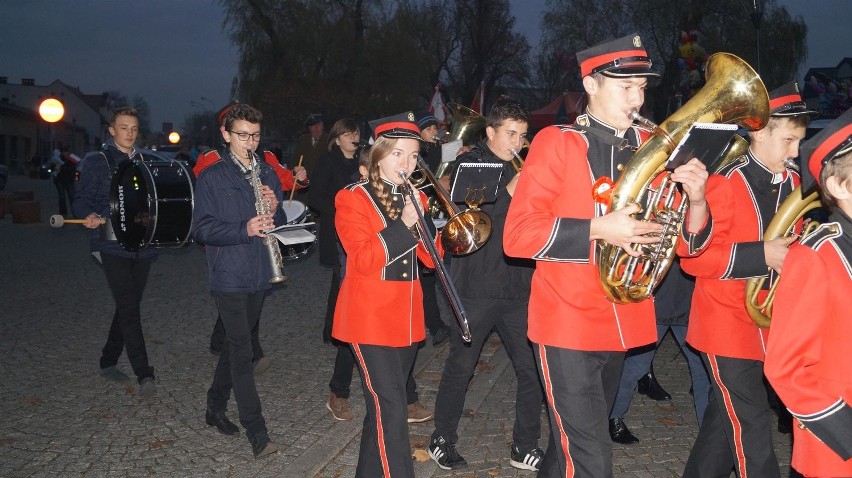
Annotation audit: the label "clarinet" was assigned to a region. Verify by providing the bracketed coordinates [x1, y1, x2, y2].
[247, 149, 287, 283]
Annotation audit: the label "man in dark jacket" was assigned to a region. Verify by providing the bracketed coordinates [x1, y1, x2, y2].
[73, 107, 157, 397]
[428, 99, 544, 471]
[191, 103, 284, 458]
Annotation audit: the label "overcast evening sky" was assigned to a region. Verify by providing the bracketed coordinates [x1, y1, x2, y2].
[0, 0, 848, 132]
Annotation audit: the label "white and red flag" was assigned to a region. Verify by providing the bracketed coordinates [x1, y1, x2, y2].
[428, 83, 447, 122]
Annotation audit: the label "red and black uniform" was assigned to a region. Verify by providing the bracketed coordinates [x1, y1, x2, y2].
[765, 211, 852, 477]
[504, 112, 657, 477]
[332, 178, 435, 478]
[681, 151, 801, 477]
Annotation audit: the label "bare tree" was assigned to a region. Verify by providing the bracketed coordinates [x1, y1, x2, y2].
[534, 0, 806, 121]
[445, 0, 530, 106]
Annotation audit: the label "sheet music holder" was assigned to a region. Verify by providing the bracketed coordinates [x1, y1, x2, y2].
[266, 222, 316, 245]
[450, 162, 503, 204]
[666, 122, 739, 171]
[441, 140, 463, 164]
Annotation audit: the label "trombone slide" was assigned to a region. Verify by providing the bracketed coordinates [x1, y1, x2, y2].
[399, 172, 472, 344]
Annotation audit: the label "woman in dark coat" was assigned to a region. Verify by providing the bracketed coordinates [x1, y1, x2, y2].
[308, 118, 362, 267]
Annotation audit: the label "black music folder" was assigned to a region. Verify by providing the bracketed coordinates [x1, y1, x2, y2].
[666, 122, 739, 171]
[450, 162, 503, 204]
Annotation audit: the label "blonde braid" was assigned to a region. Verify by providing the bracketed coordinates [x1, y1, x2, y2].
[368, 138, 403, 220]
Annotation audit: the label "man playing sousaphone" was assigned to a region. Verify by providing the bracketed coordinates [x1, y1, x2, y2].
[681, 82, 818, 477]
[503, 34, 710, 476]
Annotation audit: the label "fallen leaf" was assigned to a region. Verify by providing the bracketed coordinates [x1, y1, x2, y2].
[101, 412, 117, 419]
[476, 360, 496, 372]
[658, 417, 681, 425]
[22, 396, 42, 405]
[412, 449, 430, 462]
[0, 438, 14, 445]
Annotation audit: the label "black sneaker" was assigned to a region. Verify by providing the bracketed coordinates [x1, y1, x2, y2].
[510, 444, 543, 471]
[428, 435, 467, 470]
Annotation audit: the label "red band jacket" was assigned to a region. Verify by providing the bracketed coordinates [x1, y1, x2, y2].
[503, 113, 657, 351]
[332, 179, 436, 347]
[765, 210, 852, 476]
[194, 149, 304, 193]
[681, 151, 801, 360]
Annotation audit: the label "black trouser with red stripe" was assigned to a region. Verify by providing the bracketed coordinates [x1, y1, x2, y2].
[683, 354, 781, 478]
[535, 345, 624, 478]
[351, 343, 418, 478]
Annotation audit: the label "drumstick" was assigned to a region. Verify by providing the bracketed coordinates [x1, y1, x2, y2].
[289, 155, 304, 204]
[49, 214, 106, 228]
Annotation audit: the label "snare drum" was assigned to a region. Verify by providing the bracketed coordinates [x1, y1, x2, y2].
[110, 158, 195, 251]
[279, 199, 317, 261]
[281, 199, 309, 224]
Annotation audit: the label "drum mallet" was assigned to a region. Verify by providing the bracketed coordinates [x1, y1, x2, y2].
[49, 215, 105, 228]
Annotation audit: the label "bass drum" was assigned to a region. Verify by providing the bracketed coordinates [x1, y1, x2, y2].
[279, 199, 317, 261]
[110, 158, 195, 251]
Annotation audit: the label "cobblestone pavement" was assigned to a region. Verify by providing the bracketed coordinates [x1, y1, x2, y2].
[1, 175, 793, 477]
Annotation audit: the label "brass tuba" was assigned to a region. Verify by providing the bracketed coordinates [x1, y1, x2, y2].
[598, 52, 769, 303]
[744, 186, 821, 327]
[434, 103, 486, 179]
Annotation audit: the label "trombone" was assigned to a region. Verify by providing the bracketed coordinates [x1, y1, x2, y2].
[399, 171, 472, 344]
[411, 157, 492, 256]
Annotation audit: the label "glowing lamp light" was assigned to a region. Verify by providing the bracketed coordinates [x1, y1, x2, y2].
[168, 131, 181, 144]
[39, 98, 65, 123]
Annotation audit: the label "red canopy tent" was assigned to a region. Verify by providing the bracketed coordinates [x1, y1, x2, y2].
[529, 92, 586, 131]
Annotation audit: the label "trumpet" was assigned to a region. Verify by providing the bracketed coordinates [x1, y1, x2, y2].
[399, 171, 472, 344]
[509, 139, 530, 173]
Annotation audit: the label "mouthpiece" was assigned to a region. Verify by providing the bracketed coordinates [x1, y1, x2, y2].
[629, 109, 658, 129]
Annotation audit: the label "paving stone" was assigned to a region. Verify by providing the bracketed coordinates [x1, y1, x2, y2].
[0, 175, 793, 477]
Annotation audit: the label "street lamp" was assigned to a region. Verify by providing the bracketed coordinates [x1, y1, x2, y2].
[749, 0, 765, 74]
[168, 131, 181, 144]
[39, 98, 65, 160]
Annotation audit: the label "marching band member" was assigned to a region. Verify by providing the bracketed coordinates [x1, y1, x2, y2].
[332, 118, 436, 477]
[428, 98, 544, 472]
[196, 103, 306, 366]
[192, 103, 284, 458]
[681, 82, 818, 477]
[765, 109, 852, 478]
[503, 34, 709, 476]
[73, 107, 158, 397]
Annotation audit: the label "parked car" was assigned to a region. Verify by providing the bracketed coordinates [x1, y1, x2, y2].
[0, 164, 7, 190]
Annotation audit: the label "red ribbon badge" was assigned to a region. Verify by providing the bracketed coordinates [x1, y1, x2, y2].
[592, 177, 615, 205]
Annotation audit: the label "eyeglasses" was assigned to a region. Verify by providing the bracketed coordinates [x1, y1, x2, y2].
[229, 131, 262, 141]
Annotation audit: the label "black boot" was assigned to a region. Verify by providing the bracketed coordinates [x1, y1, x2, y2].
[637, 365, 672, 401]
[609, 417, 639, 444]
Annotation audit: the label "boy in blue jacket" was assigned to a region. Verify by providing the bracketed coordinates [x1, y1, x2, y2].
[191, 103, 285, 458]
